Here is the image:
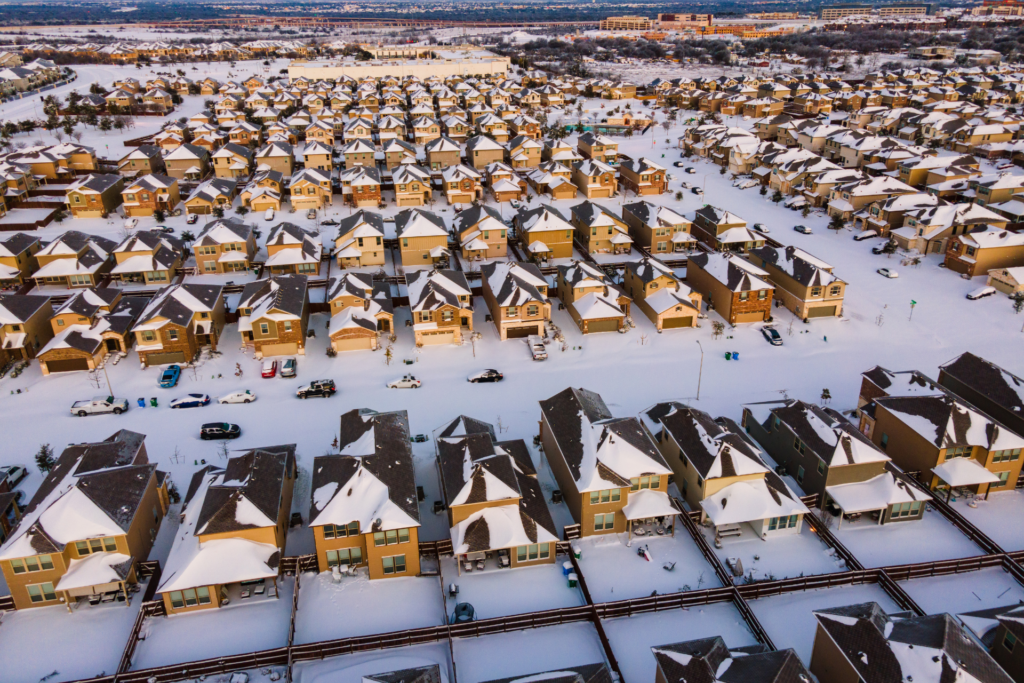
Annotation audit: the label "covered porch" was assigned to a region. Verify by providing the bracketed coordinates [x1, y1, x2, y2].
[450, 504, 558, 576]
[825, 472, 932, 529]
[931, 458, 1002, 502]
[621, 489, 680, 547]
[699, 478, 809, 546]
[55, 552, 137, 612]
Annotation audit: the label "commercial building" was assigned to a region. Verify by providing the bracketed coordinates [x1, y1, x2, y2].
[288, 49, 509, 81]
[599, 16, 654, 31]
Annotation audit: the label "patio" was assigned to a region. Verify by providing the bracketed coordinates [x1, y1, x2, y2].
[703, 522, 848, 584]
[438, 555, 586, 620]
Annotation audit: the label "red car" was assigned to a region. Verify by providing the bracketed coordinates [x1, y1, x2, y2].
[261, 360, 278, 378]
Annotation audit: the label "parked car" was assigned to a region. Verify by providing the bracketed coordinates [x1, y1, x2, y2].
[871, 244, 890, 255]
[0, 465, 28, 489]
[691, 187, 703, 195]
[387, 375, 422, 389]
[680, 181, 692, 189]
[793, 225, 812, 235]
[200, 423, 241, 440]
[264, 208, 275, 221]
[967, 286, 997, 300]
[528, 334, 548, 361]
[753, 223, 769, 233]
[306, 208, 317, 220]
[672, 161, 684, 168]
[761, 326, 783, 346]
[158, 364, 181, 388]
[997, 161, 1015, 170]
[297, 379, 336, 399]
[187, 213, 199, 224]
[321, 219, 339, 227]
[468, 369, 503, 383]
[71, 396, 129, 416]
[261, 360, 278, 378]
[124, 218, 138, 230]
[219, 390, 256, 404]
[877, 268, 899, 279]
[280, 358, 297, 378]
[685, 167, 696, 174]
[854, 230, 878, 242]
[154, 226, 174, 235]
[170, 393, 211, 409]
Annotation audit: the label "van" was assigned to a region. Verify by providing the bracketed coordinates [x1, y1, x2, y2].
[265, 207, 275, 221]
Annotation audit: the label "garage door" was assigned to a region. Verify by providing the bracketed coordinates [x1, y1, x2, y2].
[506, 325, 538, 339]
[144, 351, 186, 365]
[662, 316, 693, 329]
[420, 330, 455, 346]
[261, 342, 299, 357]
[43, 357, 91, 373]
[586, 318, 621, 334]
[734, 311, 766, 323]
[332, 336, 374, 352]
[807, 305, 837, 318]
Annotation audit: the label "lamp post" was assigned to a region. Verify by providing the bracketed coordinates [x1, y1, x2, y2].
[695, 340, 704, 401]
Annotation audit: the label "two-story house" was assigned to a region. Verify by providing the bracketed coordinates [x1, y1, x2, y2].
[623, 256, 702, 331]
[515, 206, 575, 262]
[334, 210, 385, 269]
[0, 293, 52, 362]
[407, 269, 473, 345]
[37, 288, 145, 374]
[237, 275, 309, 358]
[480, 261, 550, 340]
[192, 218, 257, 274]
[66, 174, 124, 218]
[396, 208, 449, 267]
[570, 159, 617, 200]
[31, 231, 116, 289]
[945, 226, 1024, 277]
[691, 206, 765, 253]
[110, 230, 183, 286]
[577, 133, 618, 164]
[619, 158, 666, 196]
[686, 253, 773, 325]
[746, 246, 847, 320]
[556, 261, 631, 334]
[392, 164, 433, 207]
[132, 283, 225, 366]
[121, 174, 180, 218]
[265, 222, 322, 276]
[570, 201, 633, 255]
[211, 143, 253, 180]
[622, 202, 694, 255]
[338, 165, 382, 208]
[326, 273, 394, 352]
[183, 177, 237, 216]
[289, 168, 333, 211]
[453, 204, 507, 261]
[0, 233, 41, 286]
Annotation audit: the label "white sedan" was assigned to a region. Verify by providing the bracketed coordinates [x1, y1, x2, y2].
[877, 268, 899, 279]
[387, 375, 422, 389]
[219, 390, 257, 404]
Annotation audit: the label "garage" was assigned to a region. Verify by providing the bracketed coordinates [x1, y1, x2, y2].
[419, 329, 455, 345]
[260, 342, 299, 357]
[662, 316, 694, 329]
[585, 318, 621, 334]
[807, 305, 837, 318]
[144, 351, 187, 365]
[331, 336, 375, 352]
[505, 325, 539, 339]
[734, 311, 767, 323]
[42, 357, 91, 373]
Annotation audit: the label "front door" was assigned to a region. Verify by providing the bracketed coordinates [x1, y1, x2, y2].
[105, 339, 120, 352]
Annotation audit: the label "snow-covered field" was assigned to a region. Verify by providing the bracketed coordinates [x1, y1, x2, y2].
[293, 570, 446, 644]
[602, 603, 757, 683]
[748, 583, 900, 664]
[831, 508, 986, 568]
[951, 490, 1024, 552]
[901, 567, 1024, 616]
[452, 621, 608, 683]
[438, 556, 585, 620]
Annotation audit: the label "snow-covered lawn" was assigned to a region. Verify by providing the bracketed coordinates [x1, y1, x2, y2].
[950, 490, 1024, 552]
[703, 524, 848, 584]
[748, 583, 901, 664]
[0, 208, 54, 225]
[574, 532, 722, 602]
[453, 621, 607, 683]
[602, 603, 758, 683]
[294, 642, 455, 683]
[900, 567, 1024, 616]
[0, 597, 143, 683]
[438, 556, 585, 620]
[831, 508, 985, 568]
[130, 576, 294, 670]
[293, 570, 445, 644]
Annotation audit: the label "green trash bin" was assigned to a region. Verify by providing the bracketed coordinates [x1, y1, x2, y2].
[572, 543, 581, 560]
[725, 352, 732, 360]
[568, 572, 578, 588]
[150, 397, 158, 407]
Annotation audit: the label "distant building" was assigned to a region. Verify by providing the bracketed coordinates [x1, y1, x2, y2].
[656, 13, 713, 28]
[599, 15, 654, 30]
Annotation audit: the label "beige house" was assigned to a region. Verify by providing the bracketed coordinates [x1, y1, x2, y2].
[452, 204, 507, 261]
[32, 231, 116, 289]
[392, 165, 433, 207]
[746, 246, 847, 320]
[66, 174, 123, 219]
[0, 293, 53, 363]
[326, 273, 393, 351]
[192, 218, 257, 274]
[571, 159, 617, 199]
[110, 230, 183, 286]
[623, 201, 694, 255]
[132, 283, 225, 366]
[480, 261, 550, 339]
[290, 168, 333, 210]
[184, 178, 237, 215]
[466, 135, 505, 170]
[515, 205, 575, 262]
[623, 257, 702, 331]
[577, 132, 618, 163]
[945, 226, 1024, 277]
[211, 143, 253, 180]
[0, 233, 41, 287]
[164, 143, 210, 181]
[407, 269, 473, 345]
[557, 261, 631, 334]
[396, 208, 450, 267]
[265, 222, 322, 276]
[334, 210, 386, 269]
[121, 174, 179, 218]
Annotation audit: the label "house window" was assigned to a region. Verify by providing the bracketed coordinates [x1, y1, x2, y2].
[817, 460, 826, 475]
[402, 238, 409, 248]
[797, 465, 805, 483]
[739, 292, 749, 301]
[167, 329, 178, 341]
[944, 446, 972, 460]
[27, 582, 56, 603]
[998, 471, 1011, 487]
[630, 475, 660, 491]
[891, 501, 923, 518]
[794, 438, 806, 455]
[442, 311, 453, 322]
[260, 323, 269, 335]
[992, 449, 1021, 463]
[506, 307, 517, 317]
[880, 434, 888, 450]
[374, 529, 409, 546]
[323, 522, 359, 539]
[830, 285, 841, 296]
[767, 515, 798, 531]
[590, 489, 621, 504]
[593, 513, 615, 531]
[758, 290, 768, 300]
[1005, 632, 1017, 652]
[326, 547, 362, 567]
[527, 305, 538, 316]
[516, 544, 550, 562]
[141, 331, 156, 342]
[284, 321, 293, 333]
[772, 415, 781, 431]
[382, 554, 407, 575]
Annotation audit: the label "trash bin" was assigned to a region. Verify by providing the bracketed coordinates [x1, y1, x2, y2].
[150, 397, 158, 407]
[732, 351, 739, 360]
[137, 397, 145, 408]
[572, 543, 581, 560]
[568, 573, 578, 588]
[725, 352, 732, 360]
[562, 561, 573, 576]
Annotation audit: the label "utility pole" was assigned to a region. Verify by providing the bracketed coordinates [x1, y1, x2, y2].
[695, 340, 704, 400]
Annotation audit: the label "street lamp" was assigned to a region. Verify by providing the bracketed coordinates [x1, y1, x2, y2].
[695, 340, 704, 401]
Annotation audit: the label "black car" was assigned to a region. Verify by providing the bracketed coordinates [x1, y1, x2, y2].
[468, 369, 504, 383]
[297, 379, 337, 398]
[200, 423, 241, 440]
[320, 219, 340, 226]
[691, 187, 703, 195]
[761, 327, 783, 346]
[672, 161, 684, 168]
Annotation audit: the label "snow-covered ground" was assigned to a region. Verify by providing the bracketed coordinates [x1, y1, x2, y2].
[748, 583, 901, 664]
[951, 490, 1024, 552]
[703, 524, 848, 584]
[0, 595, 144, 683]
[831, 508, 986, 568]
[452, 621, 608, 683]
[438, 557, 585, 620]
[294, 570, 445, 644]
[901, 567, 1024, 616]
[573, 532, 723, 601]
[602, 603, 758, 683]
[130, 576, 294, 670]
[293, 642, 455, 683]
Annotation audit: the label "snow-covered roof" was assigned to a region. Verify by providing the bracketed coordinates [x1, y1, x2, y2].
[700, 475, 808, 527]
[826, 472, 930, 514]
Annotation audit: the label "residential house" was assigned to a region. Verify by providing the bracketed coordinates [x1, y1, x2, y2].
[539, 387, 675, 537]
[237, 275, 309, 358]
[746, 245, 847, 319]
[117, 145, 164, 177]
[239, 170, 284, 213]
[505, 135, 542, 169]
[164, 143, 210, 181]
[526, 162, 577, 200]
[577, 133, 618, 164]
[425, 137, 462, 171]
[692, 205, 765, 253]
[396, 208, 449, 266]
[939, 352, 1024, 443]
[334, 211, 385, 269]
[453, 204, 507, 261]
[618, 158, 667, 196]
[556, 261, 631, 334]
[686, 253, 773, 325]
[265, 222, 322, 276]
[653, 638, 811, 683]
[622, 202, 694, 255]
[988, 266, 1024, 295]
[515, 206, 575, 262]
[32, 231, 116, 289]
[338, 165, 382, 208]
[623, 257, 701, 331]
[308, 410, 419, 579]
[289, 168, 332, 211]
[184, 177, 237, 215]
[480, 261, 550, 340]
[192, 218, 256, 274]
[326, 273, 393, 352]
[0, 294, 53, 362]
[0, 430, 168, 610]
[891, 202, 1005, 254]
[110, 230, 182, 286]
[382, 139, 417, 168]
[407, 269, 473, 346]
[0, 233, 41, 286]
[156, 445, 295, 613]
[571, 159, 617, 200]
[255, 142, 295, 177]
[37, 289, 146, 374]
[211, 143, 253, 180]
[66, 174, 123, 218]
[441, 164, 483, 204]
[570, 201, 633, 255]
[133, 283, 225, 366]
[945, 227, 1024, 276]
[120, 174, 179, 218]
[827, 176, 918, 222]
[340, 139, 376, 170]
[301, 141, 333, 175]
[466, 135, 506, 171]
[392, 165, 433, 207]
